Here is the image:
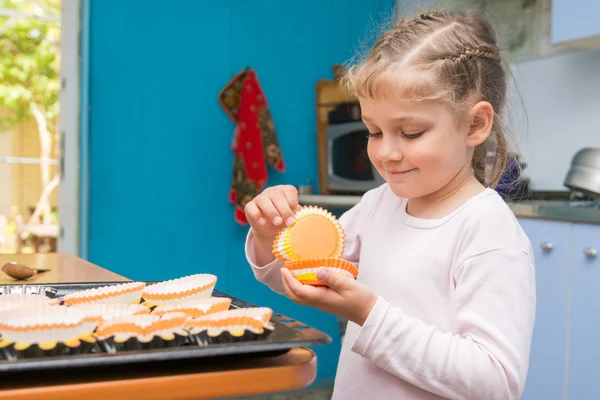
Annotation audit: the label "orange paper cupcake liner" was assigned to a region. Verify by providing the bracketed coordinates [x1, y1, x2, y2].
[142, 284, 211, 302]
[95, 314, 159, 338]
[273, 206, 345, 261]
[152, 298, 232, 317]
[154, 312, 189, 332]
[142, 274, 217, 304]
[0, 306, 86, 332]
[187, 307, 273, 332]
[284, 258, 358, 286]
[0, 321, 81, 332]
[75, 303, 151, 324]
[96, 312, 190, 339]
[227, 307, 273, 325]
[63, 282, 146, 306]
[0, 306, 97, 344]
[0, 294, 61, 313]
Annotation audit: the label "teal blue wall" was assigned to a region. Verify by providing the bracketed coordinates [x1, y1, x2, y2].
[83, 0, 394, 384]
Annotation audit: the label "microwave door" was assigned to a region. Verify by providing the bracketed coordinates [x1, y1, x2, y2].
[325, 122, 385, 193]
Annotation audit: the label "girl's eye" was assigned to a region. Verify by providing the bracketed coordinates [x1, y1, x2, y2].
[367, 131, 382, 139]
[402, 131, 424, 139]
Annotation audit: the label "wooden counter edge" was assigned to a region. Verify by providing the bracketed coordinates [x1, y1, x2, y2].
[0, 347, 317, 400]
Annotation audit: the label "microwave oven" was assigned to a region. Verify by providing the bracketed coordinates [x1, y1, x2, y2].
[324, 121, 385, 194]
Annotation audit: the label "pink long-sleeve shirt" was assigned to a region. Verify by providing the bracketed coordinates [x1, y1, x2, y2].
[246, 184, 536, 400]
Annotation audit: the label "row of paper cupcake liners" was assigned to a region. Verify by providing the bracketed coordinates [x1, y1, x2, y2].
[0, 275, 275, 360]
[272, 206, 359, 285]
[61, 273, 220, 306]
[0, 304, 275, 360]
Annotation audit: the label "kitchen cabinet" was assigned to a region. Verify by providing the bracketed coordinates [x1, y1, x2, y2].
[551, 0, 600, 49]
[566, 223, 600, 400]
[519, 219, 571, 400]
[518, 218, 600, 399]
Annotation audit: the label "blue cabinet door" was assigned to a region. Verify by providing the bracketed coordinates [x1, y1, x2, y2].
[519, 218, 571, 400]
[552, 0, 600, 44]
[567, 223, 600, 399]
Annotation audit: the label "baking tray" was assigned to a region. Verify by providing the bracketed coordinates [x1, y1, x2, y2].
[0, 281, 332, 377]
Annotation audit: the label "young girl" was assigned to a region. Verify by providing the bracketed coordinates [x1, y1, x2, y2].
[244, 10, 535, 400]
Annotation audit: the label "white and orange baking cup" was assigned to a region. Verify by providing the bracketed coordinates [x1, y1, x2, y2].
[283, 258, 358, 286]
[0, 305, 97, 345]
[62, 282, 146, 306]
[0, 293, 60, 313]
[149, 311, 189, 337]
[187, 307, 273, 335]
[71, 303, 151, 324]
[151, 297, 231, 318]
[272, 206, 345, 262]
[95, 311, 189, 353]
[95, 314, 158, 341]
[141, 274, 217, 306]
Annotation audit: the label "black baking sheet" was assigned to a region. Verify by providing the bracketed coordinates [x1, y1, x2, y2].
[0, 281, 332, 376]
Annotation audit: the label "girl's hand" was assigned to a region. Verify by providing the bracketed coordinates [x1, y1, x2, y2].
[281, 267, 377, 326]
[244, 185, 299, 241]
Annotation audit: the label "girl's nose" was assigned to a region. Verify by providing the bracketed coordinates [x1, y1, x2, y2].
[376, 136, 403, 162]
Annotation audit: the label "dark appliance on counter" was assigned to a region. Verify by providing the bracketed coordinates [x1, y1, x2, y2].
[323, 102, 385, 194]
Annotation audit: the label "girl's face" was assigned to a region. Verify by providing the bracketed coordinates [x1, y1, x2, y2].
[360, 97, 484, 200]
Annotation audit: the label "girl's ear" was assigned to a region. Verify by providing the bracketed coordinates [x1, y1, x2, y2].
[466, 101, 494, 146]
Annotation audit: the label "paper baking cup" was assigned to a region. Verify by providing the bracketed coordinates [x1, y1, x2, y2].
[96, 313, 188, 352]
[150, 311, 190, 336]
[96, 312, 188, 340]
[62, 282, 146, 306]
[188, 307, 273, 329]
[0, 333, 96, 361]
[152, 297, 231, 318]
[187, 307, 274, 346]
[187, 307, 274, 345]
[0, 294, 60, 313]
[72, 303, 151, 323]
[142, 274, 217, 306]
[0, 306, 97, 345]
[273, 206, 345, 261]
[95, 314, 159, 340]
[284, 258, 358, 286]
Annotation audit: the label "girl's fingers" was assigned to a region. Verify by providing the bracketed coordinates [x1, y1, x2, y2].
[254, 195, 282, 226]
[281, 268, 321, 302]
[280, 185, 299, 225]
[281, 268, 303, 303]
[244, 201, 266, 226]
[271, 191, 296, 226]
[281, 185, 299, 209]
[244, 185, 300, 233]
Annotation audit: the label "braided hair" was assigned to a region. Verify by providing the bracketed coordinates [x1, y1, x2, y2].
[342, 10, 512, 188]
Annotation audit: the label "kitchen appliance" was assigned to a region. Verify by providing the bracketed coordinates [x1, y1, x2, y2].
[320, 101, 385, 194]
[564, 148, 600, 199]
[324, 121, 385, 194]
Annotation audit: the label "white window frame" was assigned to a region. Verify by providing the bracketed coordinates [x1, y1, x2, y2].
[58, 0, 82, 256]
[0, 2, 81, 256]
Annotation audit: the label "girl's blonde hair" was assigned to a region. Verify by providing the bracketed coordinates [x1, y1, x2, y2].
[341, 10, 513, 187]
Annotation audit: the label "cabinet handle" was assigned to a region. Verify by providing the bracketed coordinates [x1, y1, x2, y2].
[540, 242, 553, 252]
[583, 248, 598, 258]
